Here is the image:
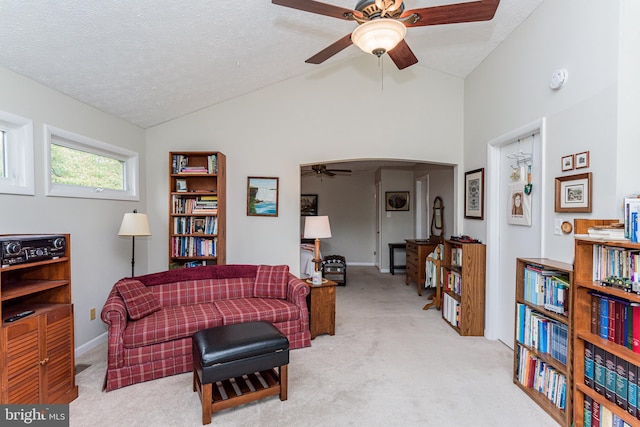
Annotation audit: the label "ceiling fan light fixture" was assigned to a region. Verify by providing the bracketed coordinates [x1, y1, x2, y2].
[351, 18, 406, 57]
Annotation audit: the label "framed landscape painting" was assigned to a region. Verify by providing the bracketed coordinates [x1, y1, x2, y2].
[301, 194, 318, 216]
[247, 177, 279, 217]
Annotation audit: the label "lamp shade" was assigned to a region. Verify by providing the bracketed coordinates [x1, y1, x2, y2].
[118, 212, 151, 236]
[351, 18, 406, 56]
[304, 216, 332, 239]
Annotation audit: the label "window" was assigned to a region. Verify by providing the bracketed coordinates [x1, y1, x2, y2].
[45, 125, 139, 200]
[0, 111, 34, 195]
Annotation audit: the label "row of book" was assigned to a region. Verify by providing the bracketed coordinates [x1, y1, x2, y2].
[170, 237, 217, 257]
[584, 342, 640, 421]
[589, 291, 640, 353]
[592, 244, 640, 284]
[172, 195, 218, 214]
[624, 197, 640, 242]
[585, 396, 635, 427]
[442, 293, 460, 329]
[516, 345, 566, 410]
[444, 271, 462, 296]
[173, 216, 217, 235]
[171, 154, 218, 174]
[522, 264, 570, 315]
[516, 303, 569, 365]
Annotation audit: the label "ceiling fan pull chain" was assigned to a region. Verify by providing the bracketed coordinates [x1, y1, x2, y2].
[379, 55, 384, 91]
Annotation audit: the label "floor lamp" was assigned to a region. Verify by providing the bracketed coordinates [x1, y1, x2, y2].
[303, 216, 331, 283]
[118, 209, 151, 277]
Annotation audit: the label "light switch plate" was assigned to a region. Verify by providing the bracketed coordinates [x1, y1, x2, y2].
[554, 218, 562, 235]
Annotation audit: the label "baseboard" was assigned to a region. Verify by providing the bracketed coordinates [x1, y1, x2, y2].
[75, 331, 107, 358]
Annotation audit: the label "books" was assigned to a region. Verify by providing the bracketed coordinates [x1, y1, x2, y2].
[624, 197, 640, 240]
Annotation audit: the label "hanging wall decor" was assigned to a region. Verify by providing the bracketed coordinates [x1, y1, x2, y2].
[508, 182, 532, 226]
[464, 168, 484, 219]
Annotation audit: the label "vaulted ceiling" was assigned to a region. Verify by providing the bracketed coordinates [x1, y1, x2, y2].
[0, 0, 543, 128]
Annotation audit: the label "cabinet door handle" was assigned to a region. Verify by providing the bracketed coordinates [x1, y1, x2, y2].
[39, 357, 49, 365]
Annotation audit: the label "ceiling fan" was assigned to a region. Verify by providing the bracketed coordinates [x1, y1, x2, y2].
[302, 164, 352, 176]
[272, 0, 500, 70]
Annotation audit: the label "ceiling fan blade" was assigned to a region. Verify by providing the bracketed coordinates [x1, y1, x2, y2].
[305, 34, 354, 64]
[327, 169, 352, 173]
[272, 0, 362, 21]
[323, 170, 336, 176]
[401, 0, 500, 28]
[387, 39, 418, 70]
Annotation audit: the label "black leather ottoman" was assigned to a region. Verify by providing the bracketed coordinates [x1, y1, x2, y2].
[192, 321, 290, 425]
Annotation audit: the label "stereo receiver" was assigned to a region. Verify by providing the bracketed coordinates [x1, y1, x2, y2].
[1, 234, 66, 267]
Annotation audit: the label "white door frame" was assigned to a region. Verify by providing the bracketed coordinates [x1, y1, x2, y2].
[485, 118, 547, 340]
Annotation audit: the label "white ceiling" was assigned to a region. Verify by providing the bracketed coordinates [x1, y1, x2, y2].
[0, 0, 543, 129]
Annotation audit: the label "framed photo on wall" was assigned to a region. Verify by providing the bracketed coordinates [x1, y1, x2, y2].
[300, 194, 318, 216]
[554, 172, 592, 213]
[464, 168, 484, 219]
[561, 154, 574, 172]
[385, 191, 410, 211]
[247, 177, 279, 217]
[575, 151, 590, 169]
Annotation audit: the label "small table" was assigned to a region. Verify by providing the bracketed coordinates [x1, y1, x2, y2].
[388, 243, 406, 275]
[306, 279, 338, 339]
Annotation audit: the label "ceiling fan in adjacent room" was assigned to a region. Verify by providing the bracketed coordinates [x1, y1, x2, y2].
[302, 164, 352, 177]
[272, 0, 500, 70]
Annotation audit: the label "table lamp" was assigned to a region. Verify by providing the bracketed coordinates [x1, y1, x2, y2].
[118, 209, 151, 277]
[303, 216, 331, 283]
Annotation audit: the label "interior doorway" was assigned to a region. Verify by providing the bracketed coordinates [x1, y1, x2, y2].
[486, 119, 546, 346]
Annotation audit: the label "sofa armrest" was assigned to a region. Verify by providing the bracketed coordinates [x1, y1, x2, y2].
[287, 273, 310, 329]
[100, 286, 128, 369]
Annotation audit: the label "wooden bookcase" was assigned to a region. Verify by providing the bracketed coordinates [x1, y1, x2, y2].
[441, 240, 485, 336]
[169, 151, 226, 268]
[513, 258, 574, 426]
[0, 234, 78, 404]
[573, 219, 640, 427]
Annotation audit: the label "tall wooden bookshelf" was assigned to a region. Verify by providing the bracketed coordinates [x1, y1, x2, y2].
[441, 240, 485, 336]
[514, 258, 573, 426]
[0, 234, 78, 404]
[573, 219, 640, 426]
[169, 152, 226, 268]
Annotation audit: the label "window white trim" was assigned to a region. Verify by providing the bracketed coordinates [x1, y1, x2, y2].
[44, 125, 140, 201]
[0, 111, 34, 195]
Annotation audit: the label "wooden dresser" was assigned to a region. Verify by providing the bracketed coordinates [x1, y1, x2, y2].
[405, 239, 439, 296]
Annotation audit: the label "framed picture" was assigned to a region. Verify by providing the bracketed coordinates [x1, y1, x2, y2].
[176, 179, 187, 192]
[575, 151, 590, 169]
[300, 194, 318, 216]
[464, 168, 484, 219]
[554, 172, 592, 213]
[247, 177, 279, 217]
[192, 218, 205, 234]
[561, 154, 574, 172]
[385, 191, 410, 211]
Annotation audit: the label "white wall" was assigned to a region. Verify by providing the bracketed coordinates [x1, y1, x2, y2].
[0, 67, 147, 350]
[464, 0, 622, 263]
[145, 56, 464, 275]
[301, 169, 377, 265]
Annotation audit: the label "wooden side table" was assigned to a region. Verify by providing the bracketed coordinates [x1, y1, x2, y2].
[306, 279, 338, 339]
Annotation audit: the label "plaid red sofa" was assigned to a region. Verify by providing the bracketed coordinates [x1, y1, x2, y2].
[101, 264, 310, 392]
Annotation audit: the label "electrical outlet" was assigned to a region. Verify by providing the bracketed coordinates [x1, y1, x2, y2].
[90, 308, 96, 321]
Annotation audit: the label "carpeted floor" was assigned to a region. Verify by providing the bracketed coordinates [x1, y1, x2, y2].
[70, 266, 557, 426]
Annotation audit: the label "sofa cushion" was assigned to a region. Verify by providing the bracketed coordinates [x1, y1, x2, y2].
[136, 264, 258, 286]
[115, 279, 162, 320]
[254, 264, 289, 299]
[123, 304, 223, 348]
[214, 297, 299, 325]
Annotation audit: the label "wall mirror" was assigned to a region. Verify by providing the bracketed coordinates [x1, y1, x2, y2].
[431, 196, 444, 239]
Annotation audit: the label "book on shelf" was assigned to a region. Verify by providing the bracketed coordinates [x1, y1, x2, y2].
[172, 154, 218, 174]
[585, 342, 595, 388]
[594, 345, 606, 396]
[515, 303, 568, 364]
[616, 357, 628, 410]
[522, 264, 569, 315]
[624, 197, 640, 240]
[515, 345, 567, 409]
[590, 292, 638, 350]
[628, 364, 638, 418]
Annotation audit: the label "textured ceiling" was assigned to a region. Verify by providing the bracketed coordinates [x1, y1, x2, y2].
[0, 0, 543, 129]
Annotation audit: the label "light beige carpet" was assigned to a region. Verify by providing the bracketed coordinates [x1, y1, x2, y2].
[70, 267, 557, 426]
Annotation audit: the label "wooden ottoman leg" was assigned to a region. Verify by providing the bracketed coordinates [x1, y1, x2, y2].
[279, 365, 288, 401]
[201, 382, 212, 425]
